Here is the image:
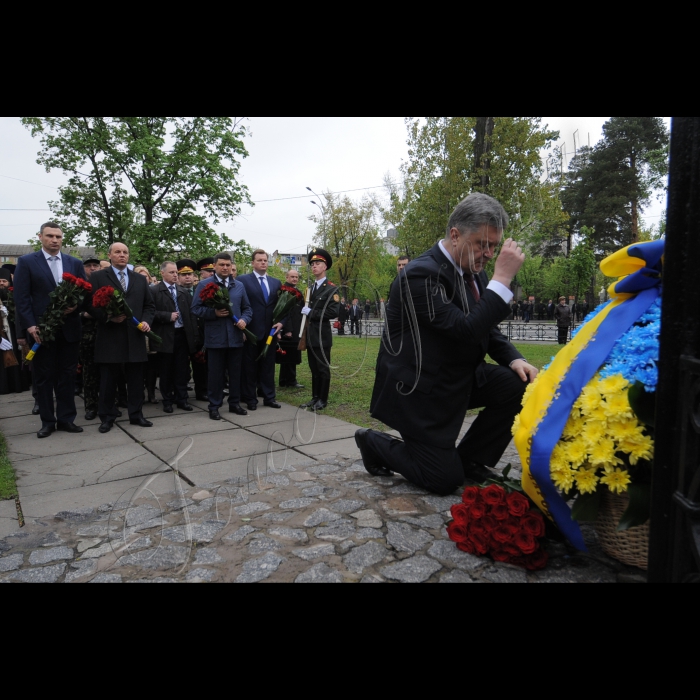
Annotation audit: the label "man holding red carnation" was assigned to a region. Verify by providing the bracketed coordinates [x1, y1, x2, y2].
[13, 223, 89, 439]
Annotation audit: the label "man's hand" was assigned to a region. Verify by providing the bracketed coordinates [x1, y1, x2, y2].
[236, 320, 247, 330]
[215, 309, 230, 318]
[274, 323, 284, 333]
[171, 312, 180, 323]
[28, 326, 41, 344]
[511, 359, 538, 384]
[64, 306, 77, 316]
[285, 332, 292, 338]
[110, 315, 127, 324]
[493, 239, 525, 288]
[139, 322, 151, 333]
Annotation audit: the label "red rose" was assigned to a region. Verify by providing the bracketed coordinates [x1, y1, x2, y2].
[62, 273, 79, 284]
[457, 540, 476, 555]
[469, 519, 488, 538]
[521, 512, 546, 539]
[77, 279, 93, 293]
[8, 287, 13, 293]
[481, 485, 506, 507]
[523, 549, 550, 572]
[490, 503, 511, 522]
[469, 501, 488, 520]
[469, 532, 491, 556]
[514, 532, 538, 556]
[492, 524, 516, 545]
[507, 492, 531, 518]
[492, 550, 513, 564]
[462, 487, 480, 506]
[505, 519, 521, 537]
[447, 522, 469, 545]
[502, 542, 522, 558]
[92, 286, 115, 309]
[450, 504, 470, 527]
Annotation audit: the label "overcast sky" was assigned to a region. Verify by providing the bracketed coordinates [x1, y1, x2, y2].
[0, 117, 672, 254]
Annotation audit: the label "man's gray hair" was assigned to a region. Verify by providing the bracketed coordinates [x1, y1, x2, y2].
[448, 193, 509, 236]
[161, 261, 176, 272]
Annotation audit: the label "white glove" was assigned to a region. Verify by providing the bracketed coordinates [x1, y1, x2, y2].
[0, 339, 12, 352]
[0, 306, 7, 316]
[301, 306, 312, 316]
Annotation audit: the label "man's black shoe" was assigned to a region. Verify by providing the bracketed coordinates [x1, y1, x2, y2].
[99, 421, 114, 434]
[85, 410, 97, 422]
[163, 405, 174, 414]
[264, 401, 282, 410]
[301, 399, 318, 409]
[463, 461, 499, 485]
[147, 396, 160, 405]
[32, 403, 40, 416]
[115, 410, 123, 419]
[312, 400, 327, 411]
[37, 424, 55, 439]
[57, 423, 84, 434]
[355, 430, 393, 477]
[230, 405, 248, 416]
[177, 404, 194, 412]
[293, 384, 305, 390]
[247, 404, 258, 412]
[130, 418, 154, 428]
[196, 394, 208, 402]
[210, 410, 222, 421]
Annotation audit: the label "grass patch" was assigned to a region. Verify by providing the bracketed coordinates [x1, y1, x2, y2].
[277, 337, 559, 430]
[0, 432, 18, 501]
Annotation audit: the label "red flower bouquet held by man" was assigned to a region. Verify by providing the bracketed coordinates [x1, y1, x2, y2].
[199, 283, 259, 345]
[92, 286, 162, 345]
[26, 273, 93, 362]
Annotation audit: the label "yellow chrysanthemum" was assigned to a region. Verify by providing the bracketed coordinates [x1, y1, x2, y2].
[601, 468, 632, 495]
[607, 420, 642, 441]
[589, 405, 611, 424]
[551, 442, 570, 467]
[582, 421, 607, 448]
[598, 375, 630, 398]
[511, 413, 521, 438]
[624, 436, 655, 466]
[576, 468, 600, 495]
[562, 416, 585, 440]
[579, 385, 603, 415]
[567, 439, 589, 468]
[589, 438, 619, 467]
[552, 467, 576, 493]
[604, 393, 635, 420]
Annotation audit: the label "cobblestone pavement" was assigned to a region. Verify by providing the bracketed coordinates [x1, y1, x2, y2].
[0, 455, 646, 584]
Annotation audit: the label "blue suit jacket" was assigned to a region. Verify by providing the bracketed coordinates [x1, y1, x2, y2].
[14, 251, 87, 343]
[238, 273, 282, 339]
[191, 277, 253, 349]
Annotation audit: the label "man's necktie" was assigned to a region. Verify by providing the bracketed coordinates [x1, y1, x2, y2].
[119, 271, 127, 292]
[48, 256, 60, 285]
[467, 275, 481, 303]
[170, 286, 180, 315]
[260, 277, 269, 303]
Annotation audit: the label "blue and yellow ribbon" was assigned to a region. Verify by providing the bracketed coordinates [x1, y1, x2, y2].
[514, 240, 664, 551]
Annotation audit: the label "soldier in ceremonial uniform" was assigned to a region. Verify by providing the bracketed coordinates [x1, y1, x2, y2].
[177, 259, 198, 295]
[198, 258, 216, 282]
[301, 249, 340, 411]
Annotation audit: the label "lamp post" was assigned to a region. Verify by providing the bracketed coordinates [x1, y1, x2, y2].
[307, 187, 328, 248]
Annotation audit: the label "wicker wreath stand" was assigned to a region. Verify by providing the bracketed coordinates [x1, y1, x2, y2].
[594, 491, 650, 570]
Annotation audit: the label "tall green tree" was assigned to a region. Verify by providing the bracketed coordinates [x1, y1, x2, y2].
[561, 117, 669, 253]
[20, 117, 251, 264]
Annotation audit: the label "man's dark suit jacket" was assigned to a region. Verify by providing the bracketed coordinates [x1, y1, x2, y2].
[89, 268, 156, 364]
[14, 251, 87, 343]
[371, 243, 523, 450]
[238, 273, 283, 339]
[150, 282, 199, 355]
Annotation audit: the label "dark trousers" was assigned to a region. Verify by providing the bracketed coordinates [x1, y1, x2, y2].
[558, 326, 570, 345]
[192, 355, 208, 397]
[208, 347, 243, 411]
[146, 354, 159, 399]
[32, 336, 79, 426]
[366, 365, 527, 496]
[242, 341, 276, 406]
[80, 336, 99, 413]
[350, 319, 361, 335]
[279, 363, 298, 387]
[99, 362, 145, 422]
[308, 345, 332, 403]
[159, 329, 191, 407]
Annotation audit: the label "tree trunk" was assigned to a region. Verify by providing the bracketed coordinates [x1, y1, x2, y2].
[474, 117, 495, 191]
[630, 152, 639, 244]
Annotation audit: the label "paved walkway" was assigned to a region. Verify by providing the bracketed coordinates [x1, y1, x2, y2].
[0, 393, 645, 583]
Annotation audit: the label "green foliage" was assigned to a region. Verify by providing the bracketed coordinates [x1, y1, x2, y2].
[0, 433, 18, 500]
[387, 117, 565, 256]
[20, 117, 252, 265]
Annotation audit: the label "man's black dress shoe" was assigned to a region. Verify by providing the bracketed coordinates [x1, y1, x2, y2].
[147, 396, 160, 405]
[247, 404, 258, 412]
[301, 398, 318, 409]
[293, 384, 305, 390]
[37, 424, 55, 439]
[355, 429, 394, 477]
[32, 403, 40, 416]
[196, 394, 208, 402]
[99, 421, 114, 434]
[85, 410, 97, 422]
[115, 410, 123, 419]
[177, 404, 194, 412]
[463, 461, 499, 485]
[57, 423, 84, 434]
[312, 400, 327, 411]
[130, 418, 154, 428]
[264, 401, 282, 410]
[163, 405, 174, 414]
[230, 405, 248, 416]
[210, 410, 222, 421]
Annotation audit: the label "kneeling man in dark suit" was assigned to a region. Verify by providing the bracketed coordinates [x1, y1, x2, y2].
[358, 193, 539, 496]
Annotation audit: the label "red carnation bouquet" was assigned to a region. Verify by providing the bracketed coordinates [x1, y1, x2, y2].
[258, 284, 304, 360]
[198, 283, 258, 344]
[92, 286, 162, 345]
[447, 468, 549, 571]
[26, 273, 93, 362]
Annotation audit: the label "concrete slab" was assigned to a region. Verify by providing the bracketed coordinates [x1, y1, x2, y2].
[15, 447, 164, 497]
[0, 500, 17, 519]
[223, 403, 306, 428]
[246, 415, 359, 448]
[142, 430, 276, 470]
[139, 401, 207, 420]
[295, 438, 362, 462]
[0, 518, 19, 538]
[5, 424, 135, 462]
[116, 412, 238, 443]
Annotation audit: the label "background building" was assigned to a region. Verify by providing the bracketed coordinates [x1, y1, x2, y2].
[0, 244, 98, 264]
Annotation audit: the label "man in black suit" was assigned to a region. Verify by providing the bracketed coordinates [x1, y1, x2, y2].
[150, 261, 199, 413]
[357, 193, 539, 496]
[14, 222, 88, 439]
[238, 250, 284, 411]
[349, 299, 363, 336]
[278, 269, 304, 389]
[301, 249, 340, 411]
[89, 242, 156, 433]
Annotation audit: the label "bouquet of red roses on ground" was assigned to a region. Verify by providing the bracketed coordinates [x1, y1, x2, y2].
[447, 467, 550, 572]
[258, 284, 304, 360]
[92, 286, 162, 345]
[199, 283, 258, 345]
[26, 273, 93, 362]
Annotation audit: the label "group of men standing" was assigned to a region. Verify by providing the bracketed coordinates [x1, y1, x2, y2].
[11, 222, 341, 439]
